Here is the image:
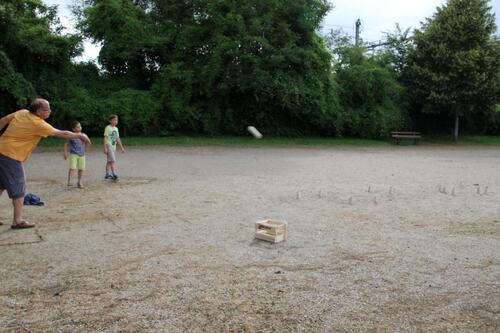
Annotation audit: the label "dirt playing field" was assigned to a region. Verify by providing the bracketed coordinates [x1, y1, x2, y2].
[0, 145, 499, 332]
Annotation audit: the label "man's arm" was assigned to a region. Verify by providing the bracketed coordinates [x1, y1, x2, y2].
[0, 115, 13, 132]
[51, 129, 91, 145]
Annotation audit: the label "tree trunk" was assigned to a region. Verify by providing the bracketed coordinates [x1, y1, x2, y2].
[454, 111, 459, 142]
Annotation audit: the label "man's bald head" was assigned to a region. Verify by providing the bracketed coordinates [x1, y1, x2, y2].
[29, 98, 50, 113]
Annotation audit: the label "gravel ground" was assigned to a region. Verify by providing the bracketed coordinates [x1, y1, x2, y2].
[0, 145, 499, 332]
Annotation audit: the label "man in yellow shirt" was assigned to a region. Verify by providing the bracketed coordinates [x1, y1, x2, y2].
[0, 98, 91, 229]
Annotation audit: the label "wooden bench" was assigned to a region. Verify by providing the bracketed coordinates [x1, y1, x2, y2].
[391, 131, 422, 145]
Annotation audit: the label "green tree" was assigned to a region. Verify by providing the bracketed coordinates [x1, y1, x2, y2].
[0, 0, 82, 126]
[405, 0, 499, 141]
[0, 51, 35, 112]
[79, 0, 341, 135]
[77, 0, 158, 89]
[380, 24, 413, 78]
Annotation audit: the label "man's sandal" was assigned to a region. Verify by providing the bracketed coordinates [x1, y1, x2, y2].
[11, 221, 35, 229]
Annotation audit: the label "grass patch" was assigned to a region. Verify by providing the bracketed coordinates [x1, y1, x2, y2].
[422, 135, 500, 145]
[448, 222, 500, 236]
[39, 136, 388, 147]
[39, 134, 500, 147]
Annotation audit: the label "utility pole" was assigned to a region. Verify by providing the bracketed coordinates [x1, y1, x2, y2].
[355, 19, 361, 46]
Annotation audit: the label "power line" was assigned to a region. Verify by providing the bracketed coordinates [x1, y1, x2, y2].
[321, 24, 355, 31]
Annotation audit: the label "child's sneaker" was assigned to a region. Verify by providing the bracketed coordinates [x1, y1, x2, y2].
[105, 173, 112, 179]
[112, 173, 118, 180]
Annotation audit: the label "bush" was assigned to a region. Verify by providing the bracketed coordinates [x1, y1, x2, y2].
[336, 55, 407, 138]
[102, 89, 160, 136]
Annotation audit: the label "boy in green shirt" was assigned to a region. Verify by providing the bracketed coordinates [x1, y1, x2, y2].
[103, 115, 125, 180]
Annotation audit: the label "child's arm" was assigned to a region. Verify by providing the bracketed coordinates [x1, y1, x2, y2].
[64, 142, 69, 160]
[83, 133, 90, 152]
[117, 137, 125, 153]
[103, 135, 108, 154]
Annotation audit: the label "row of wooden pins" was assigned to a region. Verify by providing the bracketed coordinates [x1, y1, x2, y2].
[296, 185, 491, 203]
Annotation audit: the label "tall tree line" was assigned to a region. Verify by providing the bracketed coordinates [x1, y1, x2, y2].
[0, 0, 499, 138]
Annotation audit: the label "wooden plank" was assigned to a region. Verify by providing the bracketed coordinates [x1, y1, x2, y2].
[255, 230, 285, 243]
[255, 220, 287, 233]
[256, 225, 285, 235]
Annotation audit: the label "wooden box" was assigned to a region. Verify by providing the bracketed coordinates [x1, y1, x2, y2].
[255, 219, 288, 243]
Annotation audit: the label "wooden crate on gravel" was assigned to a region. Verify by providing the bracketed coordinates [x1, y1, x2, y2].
[255, 219, 288, 243]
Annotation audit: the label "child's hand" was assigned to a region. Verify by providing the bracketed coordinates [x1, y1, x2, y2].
[64, 154, 67, 160]
[121, 148, 125, 153]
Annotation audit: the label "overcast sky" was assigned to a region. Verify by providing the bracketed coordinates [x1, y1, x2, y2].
[45, 0, 500, 62]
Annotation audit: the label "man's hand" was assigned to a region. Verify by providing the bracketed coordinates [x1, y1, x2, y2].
[64, 154, 68, 160]
[79, 133, 91, 145]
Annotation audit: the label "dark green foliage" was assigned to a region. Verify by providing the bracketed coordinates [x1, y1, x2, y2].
[337, 63, 406, 138]
[102, 89, 160, 136]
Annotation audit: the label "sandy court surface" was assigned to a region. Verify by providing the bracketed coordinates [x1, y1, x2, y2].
[0, 145, 499, 332]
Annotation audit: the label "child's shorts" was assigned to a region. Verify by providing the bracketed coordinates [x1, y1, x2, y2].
[106, 144, 116, 162]
[69, 154, 86, 170]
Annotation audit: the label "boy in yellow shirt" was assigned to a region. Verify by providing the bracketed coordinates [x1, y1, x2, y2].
[0, 99, 91, 229]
